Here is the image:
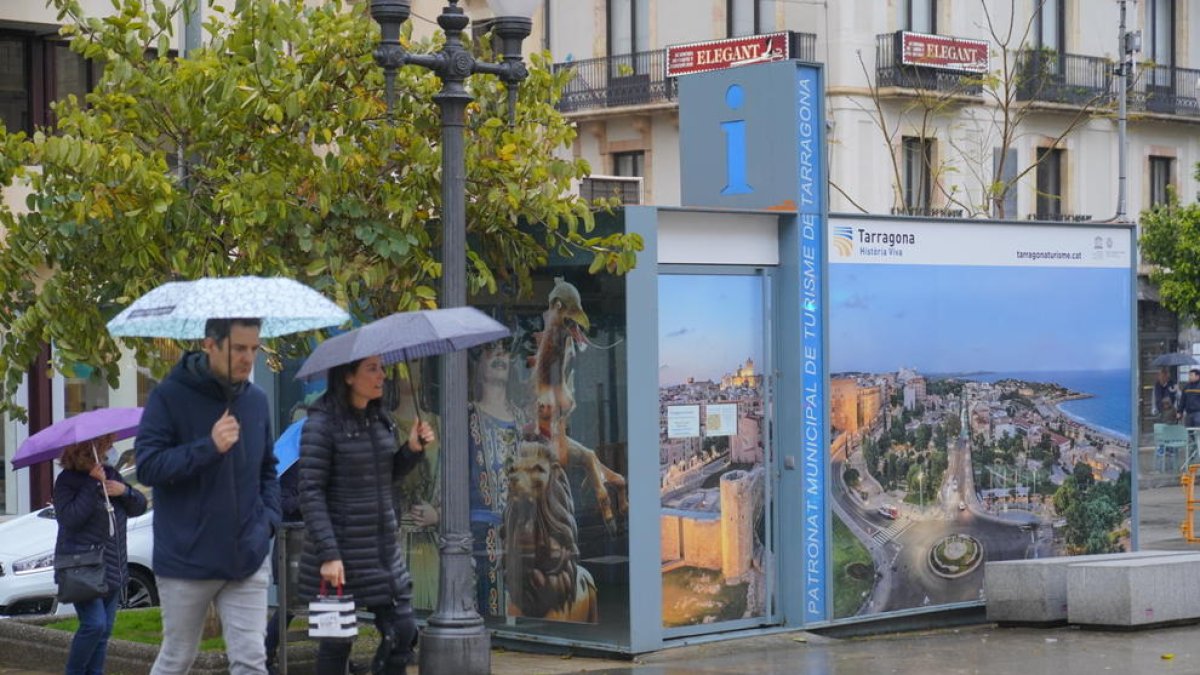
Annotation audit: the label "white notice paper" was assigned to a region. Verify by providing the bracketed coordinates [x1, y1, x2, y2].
[667, 405, 701, 438]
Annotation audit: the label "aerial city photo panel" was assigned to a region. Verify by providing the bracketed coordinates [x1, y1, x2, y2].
[826, 217, 1133, 619]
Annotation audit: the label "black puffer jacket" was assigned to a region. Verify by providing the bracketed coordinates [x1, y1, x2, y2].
[54, 465, 149, 597]
[297, 397, 421, 607]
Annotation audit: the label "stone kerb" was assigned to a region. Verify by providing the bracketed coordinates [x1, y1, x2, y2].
[984, 550, 1189, 625]
[1066, 552, 1200, 627]
[0, 609, 318, 674]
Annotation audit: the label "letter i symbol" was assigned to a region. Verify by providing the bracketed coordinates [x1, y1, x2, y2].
[721, 84, 752, 195]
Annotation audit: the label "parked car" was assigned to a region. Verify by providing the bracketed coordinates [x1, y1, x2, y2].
[0, 465, 156, 616]
[877, 504, 899, 520]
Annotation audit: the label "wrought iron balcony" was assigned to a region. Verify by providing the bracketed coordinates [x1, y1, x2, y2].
[1025, 212, 1093, 222]
[890, 206, 965, 218]
[552, 33, 817, 114]
[1130, 63, 1200, 116]
[1014, 50, 1112, 107]
[875, 32, 984, 96]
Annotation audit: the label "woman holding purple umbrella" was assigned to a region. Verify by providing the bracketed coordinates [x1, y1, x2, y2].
[54, 433, 147, 675]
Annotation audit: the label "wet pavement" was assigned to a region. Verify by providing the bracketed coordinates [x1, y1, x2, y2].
[4, 479, 1200, 674]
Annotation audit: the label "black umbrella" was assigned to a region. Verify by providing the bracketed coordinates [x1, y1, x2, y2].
[1152, 352, 1199, 368]
[295, 307, 510, 421]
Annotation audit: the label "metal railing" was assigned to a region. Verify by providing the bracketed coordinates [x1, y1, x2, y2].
[1014, 50, 1112, 106]
[1025, 212, 1093, 222]
[890, 207, 965, 218]
[875, 32, 984, 95]
[1130, 63, 1200, 116]
[552, 33, 817, 114]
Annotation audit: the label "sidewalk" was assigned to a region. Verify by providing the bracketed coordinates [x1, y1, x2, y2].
[4, 484, 1197, 674]
[12, 621, 1200, 674]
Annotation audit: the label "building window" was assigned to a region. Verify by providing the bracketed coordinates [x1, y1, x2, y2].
[1148, 0, 1174, 66]
[1035, 147, 1064, 218]
[905, 0, 936, 34]
[1149, 156, 1174, 208]
[1035, 0, 1064, 52]
[728, 0, 752, 37]
[607, 0, 647, 56]
[902, 137, 932, 212]
[613, 151, 644, 178]
[0, 34, 102, 136]
[0, 35, 30, 134]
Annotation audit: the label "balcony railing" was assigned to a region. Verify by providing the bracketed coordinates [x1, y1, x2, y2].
[552, 33, 817, 114]
[875, 32, 984, 96]
[1014, 50, 1112, 106]
[890, 206, 965, 218]
[1025, 212, 1093, 222]
[1130, 63, 1200, 116]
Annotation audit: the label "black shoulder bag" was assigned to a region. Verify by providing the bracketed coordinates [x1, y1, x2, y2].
[54, 547, 109, 604]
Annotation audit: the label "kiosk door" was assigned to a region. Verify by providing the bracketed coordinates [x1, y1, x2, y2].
[657, 268, 776, 636]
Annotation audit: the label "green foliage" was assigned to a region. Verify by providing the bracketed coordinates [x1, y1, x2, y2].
[1141, 194, 1200, 322]
[1053, 468, 1129, 554]
[0, 0, 641, 418]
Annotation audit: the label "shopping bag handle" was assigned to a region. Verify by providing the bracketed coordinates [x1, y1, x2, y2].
[318, 580, 344, 597]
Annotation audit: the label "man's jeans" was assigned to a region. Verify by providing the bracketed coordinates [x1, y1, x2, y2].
[150, 558, 270, 675]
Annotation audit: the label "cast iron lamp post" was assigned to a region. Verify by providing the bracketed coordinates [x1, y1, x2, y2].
[369, 1, 538, 673]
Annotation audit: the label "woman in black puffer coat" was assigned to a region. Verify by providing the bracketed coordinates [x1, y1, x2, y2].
[55, 433, 148, 675]
[298, 355, 434, 675]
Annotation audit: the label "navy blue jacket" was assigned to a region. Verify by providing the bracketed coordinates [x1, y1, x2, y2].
[135, 352, 281, 580]
[1180, 381, 1200, 415]
[54, 465, 148, 596]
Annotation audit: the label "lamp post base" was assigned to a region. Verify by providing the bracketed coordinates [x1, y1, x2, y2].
[418, 622, 491, 675]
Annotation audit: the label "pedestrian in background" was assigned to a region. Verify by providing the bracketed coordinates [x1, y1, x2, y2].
[55, 433, 148, 675]
[136, 318, 280, 675]
[1152, 366, 1180, 422]
[1179, 368, 1200, 427]
[297, 355, 434, 675]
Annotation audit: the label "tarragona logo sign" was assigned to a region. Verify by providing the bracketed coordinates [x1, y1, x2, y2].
[832, 226, 918, 259]
[832, 226, 854, 257]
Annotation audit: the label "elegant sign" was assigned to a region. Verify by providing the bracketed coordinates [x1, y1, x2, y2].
[667, 32, 791, 77]
[900, 32, 989, 73]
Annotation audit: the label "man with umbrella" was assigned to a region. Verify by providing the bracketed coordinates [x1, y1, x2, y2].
[135, 318, 280, 675]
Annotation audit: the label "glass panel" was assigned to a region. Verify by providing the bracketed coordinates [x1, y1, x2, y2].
[757, 0, 776, 32]
[0, 36, 29, 134]
[904, 137, 932, 211]
[54, 43, 90, 109]
[659, 274, 769, 629]
[609, 0, 632, 55]
[1036, 148, 1062, 217]
[64, 368, 110, 418]
[828, 234, 1133, 619]
[398, 212, 632, 647]
[729, 0, 755, 37]
[909, 0, 934, 33]
[1150, 156, 1172, 207]
[614, 151, 643, 177]
[1151, 0, 1172, 64]
[1039, 0, 1060, 51]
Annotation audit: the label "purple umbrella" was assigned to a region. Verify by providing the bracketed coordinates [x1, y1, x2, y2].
[12, 407, 144, 469]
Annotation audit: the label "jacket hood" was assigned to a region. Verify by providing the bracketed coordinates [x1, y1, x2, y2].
[169, 351, 248, 402]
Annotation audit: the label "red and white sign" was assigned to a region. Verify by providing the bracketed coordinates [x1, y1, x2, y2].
[900, 32, 989, 74]
[666, 32, 791, 78]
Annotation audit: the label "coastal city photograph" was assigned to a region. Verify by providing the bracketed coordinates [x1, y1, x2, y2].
[658, 274, 769, 628]
[828, 263, 1133, 618]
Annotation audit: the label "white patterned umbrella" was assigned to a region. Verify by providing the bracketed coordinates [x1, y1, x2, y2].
[106, 276, 349, 339]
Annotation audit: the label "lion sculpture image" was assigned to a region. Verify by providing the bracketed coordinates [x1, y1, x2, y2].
[502, 437, 599, 623]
